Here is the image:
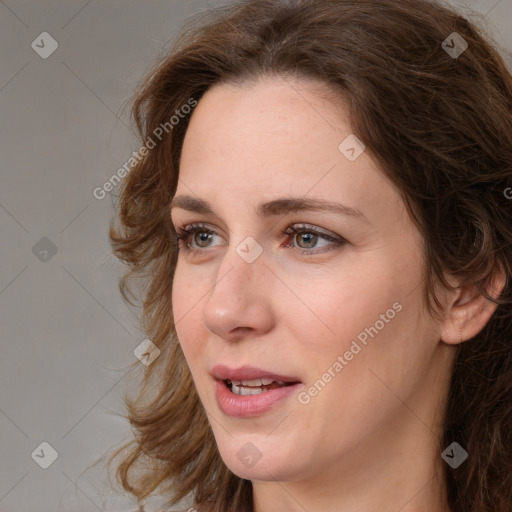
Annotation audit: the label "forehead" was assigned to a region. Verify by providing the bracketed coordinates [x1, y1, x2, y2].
[176, 75, 402, 232]
[179, 76, 357, 184]
[183, 75, 349, 145]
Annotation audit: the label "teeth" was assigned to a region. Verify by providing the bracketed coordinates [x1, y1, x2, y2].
[226, 378, 289, 396]
[230, 382, 268, 395]
[231, 378, 276, 386]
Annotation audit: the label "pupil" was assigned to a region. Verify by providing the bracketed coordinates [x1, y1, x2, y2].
[196, 232, 211, 247]
[299, 233, 316, 248]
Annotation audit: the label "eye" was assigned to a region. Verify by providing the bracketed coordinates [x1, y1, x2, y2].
[171, 222, 346, 256]
[282, 224, 345, 254]
[174, 223, 220, 252]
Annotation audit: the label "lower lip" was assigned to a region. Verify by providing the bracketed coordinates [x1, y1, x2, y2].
[214, 379, 302, 417]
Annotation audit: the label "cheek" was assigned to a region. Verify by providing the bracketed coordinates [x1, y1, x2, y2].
[287, 253, 427, 404]
[303, 277, 429, 407]
[282, 258, 405, 358]
[291, 292, 428, 454]
[171, 268, 205, 363]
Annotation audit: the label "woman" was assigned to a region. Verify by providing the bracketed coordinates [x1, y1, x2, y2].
[106, 0, 512, 511]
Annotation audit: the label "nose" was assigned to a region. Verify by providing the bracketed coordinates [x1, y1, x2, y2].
[201, 241, 275, 342]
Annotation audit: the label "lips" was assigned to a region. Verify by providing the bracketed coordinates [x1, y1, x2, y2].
[211, 364, 302, 384]
[211, 364, 303, 417]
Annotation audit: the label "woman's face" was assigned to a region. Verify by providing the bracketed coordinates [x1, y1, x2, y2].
[171, 76, 454, 486]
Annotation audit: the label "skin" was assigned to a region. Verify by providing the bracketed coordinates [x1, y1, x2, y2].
[170, 76, 502, 512]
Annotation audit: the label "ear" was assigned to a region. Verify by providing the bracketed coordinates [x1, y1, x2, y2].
[440, 267, 506, 345]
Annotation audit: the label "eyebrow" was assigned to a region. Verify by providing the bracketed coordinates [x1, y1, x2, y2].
[170, 195, 370, 224]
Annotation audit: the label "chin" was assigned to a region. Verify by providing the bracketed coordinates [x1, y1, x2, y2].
[226, 458, 298, 482]
[216, 438, 304, 481]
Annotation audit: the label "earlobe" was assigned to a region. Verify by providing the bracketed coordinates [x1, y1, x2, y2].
[440, 269, 506, 345]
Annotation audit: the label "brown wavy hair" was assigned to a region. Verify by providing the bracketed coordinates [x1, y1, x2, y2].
[105, 0, 512, 511]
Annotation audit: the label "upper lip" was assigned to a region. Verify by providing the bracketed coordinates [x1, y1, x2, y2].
[211, 364, 302, 383]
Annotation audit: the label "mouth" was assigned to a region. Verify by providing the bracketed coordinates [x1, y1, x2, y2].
[211, 364, 302, 390]
[223, 378, 298, 396]
[211, 364, 303, 417]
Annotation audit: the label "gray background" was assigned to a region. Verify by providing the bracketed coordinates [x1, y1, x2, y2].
[0, 1, 510, 511]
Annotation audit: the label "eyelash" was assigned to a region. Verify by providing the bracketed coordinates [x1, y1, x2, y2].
[171, 222, 346, 256]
